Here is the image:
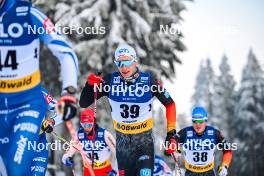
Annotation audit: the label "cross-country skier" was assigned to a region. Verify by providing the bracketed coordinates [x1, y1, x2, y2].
[173, 106, 232, 176]
[0, 0, 78, 175]
[79, 44, 177, 176]
[62, 108, 116, 176]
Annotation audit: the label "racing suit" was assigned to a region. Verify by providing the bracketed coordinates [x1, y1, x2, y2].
[79, 71, 176, 176]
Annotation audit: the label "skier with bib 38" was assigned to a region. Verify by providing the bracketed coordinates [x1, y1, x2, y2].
[173, 106, 232, 176]
[79, 44, 177, 176]
[0, 0, 78, 175]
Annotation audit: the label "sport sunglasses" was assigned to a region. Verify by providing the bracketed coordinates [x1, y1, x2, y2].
[81, 122, 94, 128]
[114, 60, 135, 67]
[192, 119, 207, 124]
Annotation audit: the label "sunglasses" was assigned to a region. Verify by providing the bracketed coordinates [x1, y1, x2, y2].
[81, 122, 94, 128]
[114, 60, 135, 67]
[192, 119, 207, 124]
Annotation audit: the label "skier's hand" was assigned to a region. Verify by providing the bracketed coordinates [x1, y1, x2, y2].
[165, 129, 177, 155]
[87, 73, 103, 86]
[41, 119, 55, 133]
[62, 156, 74, 167]
[218, 165, 228, 176]
[57, 86, 77, 121]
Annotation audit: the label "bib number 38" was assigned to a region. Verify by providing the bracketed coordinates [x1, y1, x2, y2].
[193, 152, 208, 162]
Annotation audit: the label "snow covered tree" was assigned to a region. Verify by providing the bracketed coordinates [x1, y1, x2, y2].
[232, 49, 264, 176]
[192, 59, 214, 116]
[36, 0, 188, 95]
[211, 55, 236, 137]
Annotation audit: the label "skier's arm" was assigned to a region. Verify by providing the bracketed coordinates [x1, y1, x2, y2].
[79, 74, 111, 108]
[104, 130, 116, 155]
[175, 128, 186, 144]
[216, 130, 232, 167]
[30, 7, 78, 90]
[150, 76, 176, 132]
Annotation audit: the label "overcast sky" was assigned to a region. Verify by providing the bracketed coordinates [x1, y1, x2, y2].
[165, 0, 264, 116]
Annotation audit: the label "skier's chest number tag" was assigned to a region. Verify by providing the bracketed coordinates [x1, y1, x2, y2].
[120, 104, 140, 118]
[193, 152, 208, 162]
[0, 50, 18, 71]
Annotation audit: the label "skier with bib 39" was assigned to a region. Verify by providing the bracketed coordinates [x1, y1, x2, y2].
[79, 44, 177, 176]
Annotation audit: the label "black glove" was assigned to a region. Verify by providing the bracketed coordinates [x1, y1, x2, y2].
[41, 119, 55, 133]
[58, 86, 77, 121]
[164, 129, 177, 156]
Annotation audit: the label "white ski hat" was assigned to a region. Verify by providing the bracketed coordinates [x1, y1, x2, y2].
[114, 44, 137, 61]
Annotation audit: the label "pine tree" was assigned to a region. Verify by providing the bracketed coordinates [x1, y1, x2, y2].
[211, 55, 236, 137]
[192, 59, 214, 116]
[232, 49, 264, 176]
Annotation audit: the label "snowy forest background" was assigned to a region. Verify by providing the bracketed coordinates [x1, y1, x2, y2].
[32, 0, 264, 175]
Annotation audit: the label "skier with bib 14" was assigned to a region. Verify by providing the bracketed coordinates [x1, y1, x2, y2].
[0, 0, 78, 175]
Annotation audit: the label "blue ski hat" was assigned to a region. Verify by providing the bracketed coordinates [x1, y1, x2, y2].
[192, 106, 208, 122]
[114, 44, 137, 62]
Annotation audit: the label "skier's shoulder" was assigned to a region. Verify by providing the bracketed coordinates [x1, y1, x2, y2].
[4, 0, 31, 17]
[15, 0, 32, 9]
[175, 126, 192, 139]
[77, 128, 85, 135]
[96, 125, 105, 133]
[183, 126, 194, 132]
[206, 125, 220, 134]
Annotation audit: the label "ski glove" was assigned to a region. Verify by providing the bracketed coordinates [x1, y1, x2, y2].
[62, 156, 74, 167]
[87, 73, 103, 86]
[58, 86, 77, 121]
[165, 129, 177, 155]
[218, 165, 228, 176]
[41, 119, 55, 133]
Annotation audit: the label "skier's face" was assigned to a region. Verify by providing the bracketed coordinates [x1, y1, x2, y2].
[192, 121, 207, 134]
[116, 57, 138, 78]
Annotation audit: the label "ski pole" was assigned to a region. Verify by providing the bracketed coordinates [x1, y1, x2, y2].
[213, 167, 218, 176]
[71, 166, 76, 176]
[171, 152, 183, 176]
[91, 71, 101, 169]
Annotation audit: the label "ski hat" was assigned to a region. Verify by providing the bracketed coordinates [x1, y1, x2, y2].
[114, 44, 137, 62]
[192, 106, 208, 122]
[80, 108, 95, 124]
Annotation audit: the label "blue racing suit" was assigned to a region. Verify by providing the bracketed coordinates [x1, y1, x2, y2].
[0, 0, 78, 175]
[30, 88, 59, 176]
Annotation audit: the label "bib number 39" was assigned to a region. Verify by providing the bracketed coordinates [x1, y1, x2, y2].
[0, 50, 18, 71]
[120, 104, 140, 118]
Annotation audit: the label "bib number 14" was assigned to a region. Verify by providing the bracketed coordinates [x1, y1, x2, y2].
[0, 50, 18, 71]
